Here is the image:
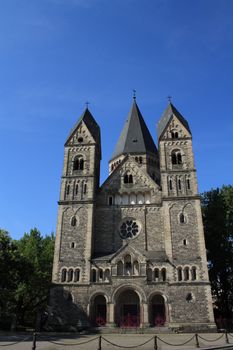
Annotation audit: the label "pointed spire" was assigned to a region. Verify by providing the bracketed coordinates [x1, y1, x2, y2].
[157, 102, 191, 140]
[65, 107, 101, 146]
[111, 100, 158, 160]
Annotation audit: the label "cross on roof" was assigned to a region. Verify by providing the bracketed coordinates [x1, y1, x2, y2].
[133, 89, 136, 100]
[167, 95, 172, 103]
[85, 101, 90, 109]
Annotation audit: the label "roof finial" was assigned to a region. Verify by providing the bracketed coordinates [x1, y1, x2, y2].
[167, 95, 172, 103]
[133, 89, 136, 100]
[85, 101, 90, 109]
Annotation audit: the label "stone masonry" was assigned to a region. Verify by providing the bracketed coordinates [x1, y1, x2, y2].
[49, 100, 216, 331]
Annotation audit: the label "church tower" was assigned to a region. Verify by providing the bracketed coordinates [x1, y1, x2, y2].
[52, 108, 101, 285]
[157, 103, 215, 327]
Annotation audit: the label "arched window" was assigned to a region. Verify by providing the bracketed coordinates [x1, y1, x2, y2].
[68, 269, 73, 282]
[61, 268, 67, 282]
[184, 267, 189, 281]
[108, 196, 113, 205]
[83, 184, 87, 194]
[186, 178, 191, 190]
[124, 173, 133, 184]
[191, 267, 197, 280]
[104, 269, 110, 281]
[117, 261, 123, 276]
[139, 156, 143, 164]
[154, 268, 159, 281]
[99, 269, 103, 281]
[66, 184, 70, 195]
[186, 293, 193, 303]
[71, 216, 77, 227]
[73, 156, 84, 171]
[171, 150, 182, 165]
[75, 184, 79, 195]
[147, 268, 152, 282]
[91, 269, 97, 282]
[74, 268, 80, 282]
[133, 261, 139, 276]
[179, 213, 185, 224]
[161, 268, 166, 281]
[169, 179, 173, 190]
[171, 131, 179, 139]
[124, 174, 128, 183]
[111, 164, 114, 171]
[124, 255, 132, 276]
[178, 179, 182, 190]
[178, 267, 182, 281]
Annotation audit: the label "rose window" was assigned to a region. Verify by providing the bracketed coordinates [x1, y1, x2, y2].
[120, 220, 140, 239]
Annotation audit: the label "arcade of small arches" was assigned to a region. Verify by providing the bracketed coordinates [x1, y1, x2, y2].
[89, 288, 168, 328]
[65, 180, 88, 199]
[61, 267, 81, 283]
[177, 266, 197, 281]
[108, 192, 151, 206]
[168, 175, 191, 194]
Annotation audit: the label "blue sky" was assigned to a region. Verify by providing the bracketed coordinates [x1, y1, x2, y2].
[0, 0, 233, 239]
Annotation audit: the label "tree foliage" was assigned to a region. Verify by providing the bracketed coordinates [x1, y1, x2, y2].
[0, 228, 54, 329]
[202, 185, 233, 320]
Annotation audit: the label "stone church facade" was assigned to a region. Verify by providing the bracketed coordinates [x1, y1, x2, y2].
[50, 100, 215, 331]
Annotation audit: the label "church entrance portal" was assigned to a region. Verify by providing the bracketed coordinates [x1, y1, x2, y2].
[150, 294, 166, 326]
[116, 290, 140, 327]
[92, 295, 107, 326]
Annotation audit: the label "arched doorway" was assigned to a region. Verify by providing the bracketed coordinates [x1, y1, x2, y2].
[116, 289, 140, 327]
[92, 295, 107, 326]
[150, 294, 166, 326]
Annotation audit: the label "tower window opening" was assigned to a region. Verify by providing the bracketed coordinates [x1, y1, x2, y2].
[108, 196, 113, 205]
[184, 267, 189, 281]
[178, 179, 182, 190]
[183, 239, 187, 246]
[84, 184, 87, 194]
[75, 184, 78, 195]
[178, 267, 182, 281]
[171, 131, 179, 139]
[68, 269, 73, 282]
[179, 213, 185, 224]
[73, 157, 84, 171]
[187, 179, 191, 190]
[186, 293, 193, 303]
[71, 242, 75, 248]
[169, 179, 173, 190]
[71, 216, 77, 227]
[66, 184, 70, 195]
[61, 268, 67, 282]
[154, 268, 159, 280]
[74, 269, 80, 282]
[191, 267, 197, 280]
[171, 151, 182, 165]
[139, 156, 143, 164]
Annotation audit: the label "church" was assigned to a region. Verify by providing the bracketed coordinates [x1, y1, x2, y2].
[50, 99, 216, 331]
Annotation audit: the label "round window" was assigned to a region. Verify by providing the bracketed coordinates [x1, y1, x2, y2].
[119, 219, 140, 239]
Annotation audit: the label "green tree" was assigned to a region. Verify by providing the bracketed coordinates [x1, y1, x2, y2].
[15, 228, 55, 326]
[0, 228, 54, 329]
[0, 230, 26, 329]
[202, 185, 233, 322]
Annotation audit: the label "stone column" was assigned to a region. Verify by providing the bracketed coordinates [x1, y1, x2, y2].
[142, 303, 149, 328]
[106, 303, 115, 327]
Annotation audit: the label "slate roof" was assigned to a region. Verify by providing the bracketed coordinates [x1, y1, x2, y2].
[111, 100, 158, 160]
[157, 103, 191, 140]
[65, 108, 101, 147]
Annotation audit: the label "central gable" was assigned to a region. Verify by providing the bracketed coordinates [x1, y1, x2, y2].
[101, 157, 160, 193]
